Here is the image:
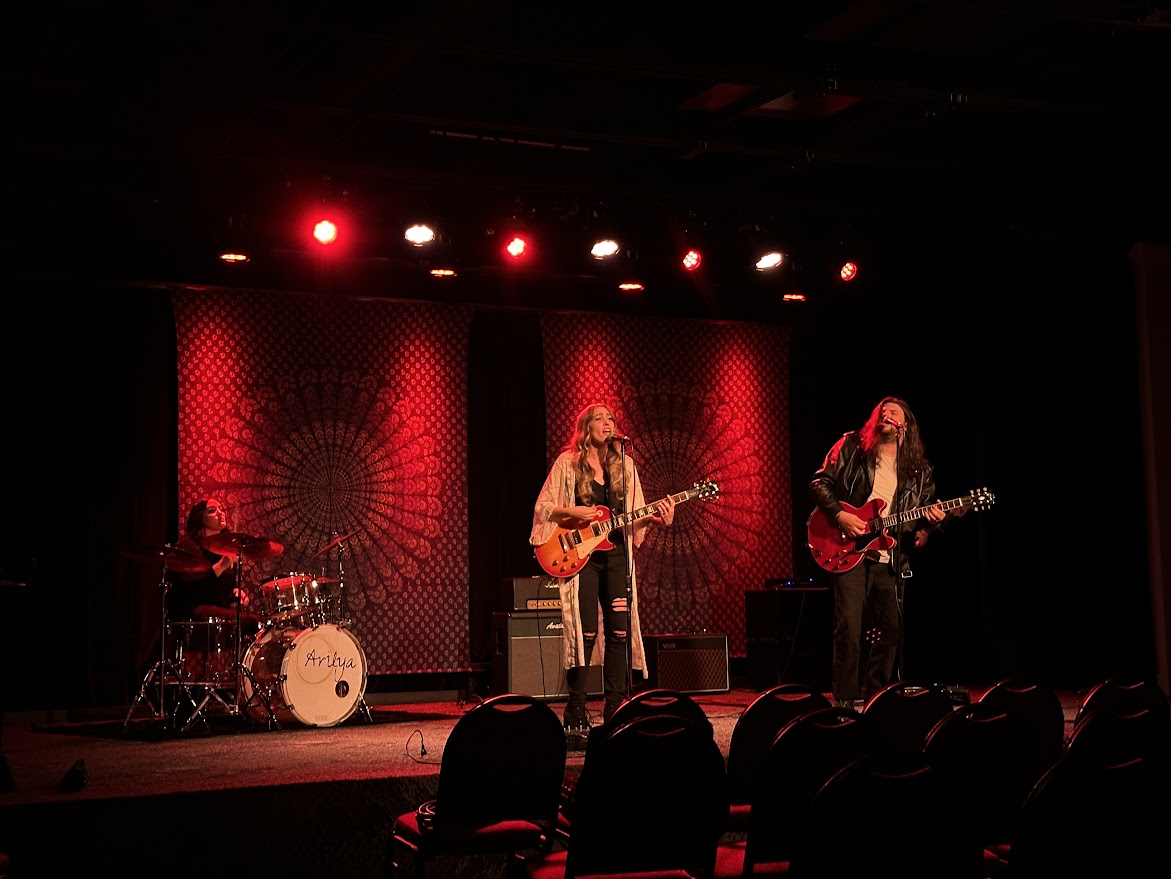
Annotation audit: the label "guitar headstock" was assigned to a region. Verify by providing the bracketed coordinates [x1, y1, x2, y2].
[693, 479, 720, 501]
[968, 487, 996, 510]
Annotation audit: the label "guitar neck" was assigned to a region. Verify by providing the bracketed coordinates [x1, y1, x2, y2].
[877, 495, 969, 529]
[597, 489, 696, 535]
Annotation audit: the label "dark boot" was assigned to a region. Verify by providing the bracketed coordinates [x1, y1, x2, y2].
[563, 667, 592, 749]
[603, 693, 624, 725]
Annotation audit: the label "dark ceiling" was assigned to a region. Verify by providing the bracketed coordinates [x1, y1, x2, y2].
[11, 1, 1171, 318]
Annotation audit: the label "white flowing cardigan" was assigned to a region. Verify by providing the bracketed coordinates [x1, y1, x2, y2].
[529, 450, 648, 674]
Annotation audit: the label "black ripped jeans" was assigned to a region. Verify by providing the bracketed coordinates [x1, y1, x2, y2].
[567, 543, 630, 712]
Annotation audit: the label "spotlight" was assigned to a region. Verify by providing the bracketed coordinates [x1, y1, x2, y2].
[591, 238, 621, 259]
[840, 261, 858, 281]
[755, 251, 786, 271]
[313, 218, 339, 246]
[682, 248, 702, 271]
[405, 224, 437, 246]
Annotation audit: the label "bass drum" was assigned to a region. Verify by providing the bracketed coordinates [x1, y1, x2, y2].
[240, 623, 368, 727]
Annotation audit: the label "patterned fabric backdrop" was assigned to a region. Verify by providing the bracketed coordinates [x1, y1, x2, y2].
[540, 313, 793, 657]
[172, 289, 472, 674]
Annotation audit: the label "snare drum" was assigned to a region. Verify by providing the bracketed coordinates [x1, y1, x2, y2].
[167, 619, 237, 685]
[240, 623, 368, 727]
[259, 572, 323, 626]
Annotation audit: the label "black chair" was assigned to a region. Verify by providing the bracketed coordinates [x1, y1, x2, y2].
[1063, 703, 1171, 764]
[715, 706, 879, 878]
[922, 700, 1049, 876]
[388, 693, 567, 879]
[723, 683, 831, 835]
[1007, 748, 1171, 878]
[518, 712, 730, 879]
[861, 680, 955, 756]
[1075, 675, 1170, 724]
[557, 688, 714, 845]
[787, 750, 985, 879]
[975, 676, 1067, 769]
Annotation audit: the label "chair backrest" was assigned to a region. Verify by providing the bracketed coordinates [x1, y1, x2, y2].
[975, 676, 1067, 768]
[1076, 675, 1170, 724]
[602, 687, 714, 736]
[742, 706, 879, 868]
[434, 693, 567, 830]
[788, 750, 986, 879]
[1063, 703, 1171, 764]
[922, 700, 1049, 849]
[565, 713, 729, 879]
[1008, 748, 1171, 878]
[862, 680, 956, 756]
[725, 683, 832, 807]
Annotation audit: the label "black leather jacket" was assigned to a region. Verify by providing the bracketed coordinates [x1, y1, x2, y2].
[809, 431, 938, 576]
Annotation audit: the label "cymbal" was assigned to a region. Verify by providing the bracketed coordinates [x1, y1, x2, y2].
[204, 531, 284, 559]
[313, 576, 341, 585]
[121, 544, 211, 574]
[314, 531, 357, 559]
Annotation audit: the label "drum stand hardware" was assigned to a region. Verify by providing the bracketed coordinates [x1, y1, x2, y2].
[122, 551, 207, 734]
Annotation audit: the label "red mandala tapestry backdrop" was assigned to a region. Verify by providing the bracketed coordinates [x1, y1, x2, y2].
[540, 313, 793, 657]
[172, 289, 472, 674]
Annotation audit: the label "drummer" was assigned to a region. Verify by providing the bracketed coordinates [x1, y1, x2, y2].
[168, 498, 264, 631]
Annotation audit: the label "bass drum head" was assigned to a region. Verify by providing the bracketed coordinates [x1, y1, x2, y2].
[241, 624, 368, 727]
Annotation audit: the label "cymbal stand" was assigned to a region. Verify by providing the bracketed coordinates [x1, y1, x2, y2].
[123, 560, 202, 734]
[225, 545, 278, 729]
[323, 535, 373, 723]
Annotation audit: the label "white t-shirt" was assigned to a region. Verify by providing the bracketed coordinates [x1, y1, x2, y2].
[867, 452, 897, 563]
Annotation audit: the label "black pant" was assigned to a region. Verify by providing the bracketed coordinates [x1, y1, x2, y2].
[831, 558, 900, 703]
[567, 545, 630, 705]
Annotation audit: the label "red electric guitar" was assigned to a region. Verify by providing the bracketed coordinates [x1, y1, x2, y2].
[807, 487, 995, 574]
[534, 479, 720, 578]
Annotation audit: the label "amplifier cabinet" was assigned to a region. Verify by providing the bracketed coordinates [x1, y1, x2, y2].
[643, 633, 729, 694]
[501, 576, 563, 611]
[492, 611, 601, 701]
[745, 588, 831, 691]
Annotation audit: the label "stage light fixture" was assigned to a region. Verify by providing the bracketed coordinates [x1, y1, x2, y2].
[755, 251, 786, 271]
[504, 234, 530, 260]
[405, 224, 436, 246]
[682, 248, 702, 271]
[591, 238, 621, 259]
[840, 260, 858, 281]
[313, 218, 339, 245]
[618, 279, 645, 292]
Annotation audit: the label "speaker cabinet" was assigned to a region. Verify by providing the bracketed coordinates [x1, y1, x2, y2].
[745, 588, 832, 691]
[492, 611, 601, 701]
[643, 634, 729, 694]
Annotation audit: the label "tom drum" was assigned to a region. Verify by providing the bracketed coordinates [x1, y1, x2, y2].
[259, 572, 323, 626]
[240, 623, 368, 727]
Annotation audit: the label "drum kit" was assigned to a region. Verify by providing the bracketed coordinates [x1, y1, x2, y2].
[122, 530, 369, 734]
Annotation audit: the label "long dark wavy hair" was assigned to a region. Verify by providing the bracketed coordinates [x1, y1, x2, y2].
[857, 396, 931, 479]
[561, 402, 629, 507]
[184, 500, 211, 539]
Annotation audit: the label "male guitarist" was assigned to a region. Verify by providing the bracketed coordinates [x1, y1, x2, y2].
[530, 402, 674, 742]
[808, 396, 946, 710]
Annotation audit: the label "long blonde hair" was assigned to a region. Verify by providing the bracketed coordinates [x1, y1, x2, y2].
[562, 403, 628, 507]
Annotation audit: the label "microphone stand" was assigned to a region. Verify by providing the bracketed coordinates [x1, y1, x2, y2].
[892, 427, 907, 684]
[617, 439, 634, 702]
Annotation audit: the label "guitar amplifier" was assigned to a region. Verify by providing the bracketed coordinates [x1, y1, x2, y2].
[643, 633, 729, 694]
[502, 576, 562, 611]
[492, 611, 601, 700]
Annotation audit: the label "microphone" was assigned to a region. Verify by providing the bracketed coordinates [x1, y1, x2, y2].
[606, 434, 631, 443]
[883, 417, 905, 430]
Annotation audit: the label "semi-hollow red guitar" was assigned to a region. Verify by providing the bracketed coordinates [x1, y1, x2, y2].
[534, 479, 720, 578]
[807, 487, 995, 574]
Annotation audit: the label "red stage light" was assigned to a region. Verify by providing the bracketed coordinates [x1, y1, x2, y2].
[313, 219, 339, 245]
[840, 261, 858, 281]
[504, 235, 529, 260]
[682, 248, 702, 271]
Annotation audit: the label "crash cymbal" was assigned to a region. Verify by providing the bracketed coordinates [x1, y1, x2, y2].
[313, 576, 341, 585]
[204, 531, 284, 559]
[121, 544, 211, 574]
[314, 531, 357, 559]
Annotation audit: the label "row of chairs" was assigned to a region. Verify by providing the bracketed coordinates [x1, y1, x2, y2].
[386, 675, 1170, 879]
